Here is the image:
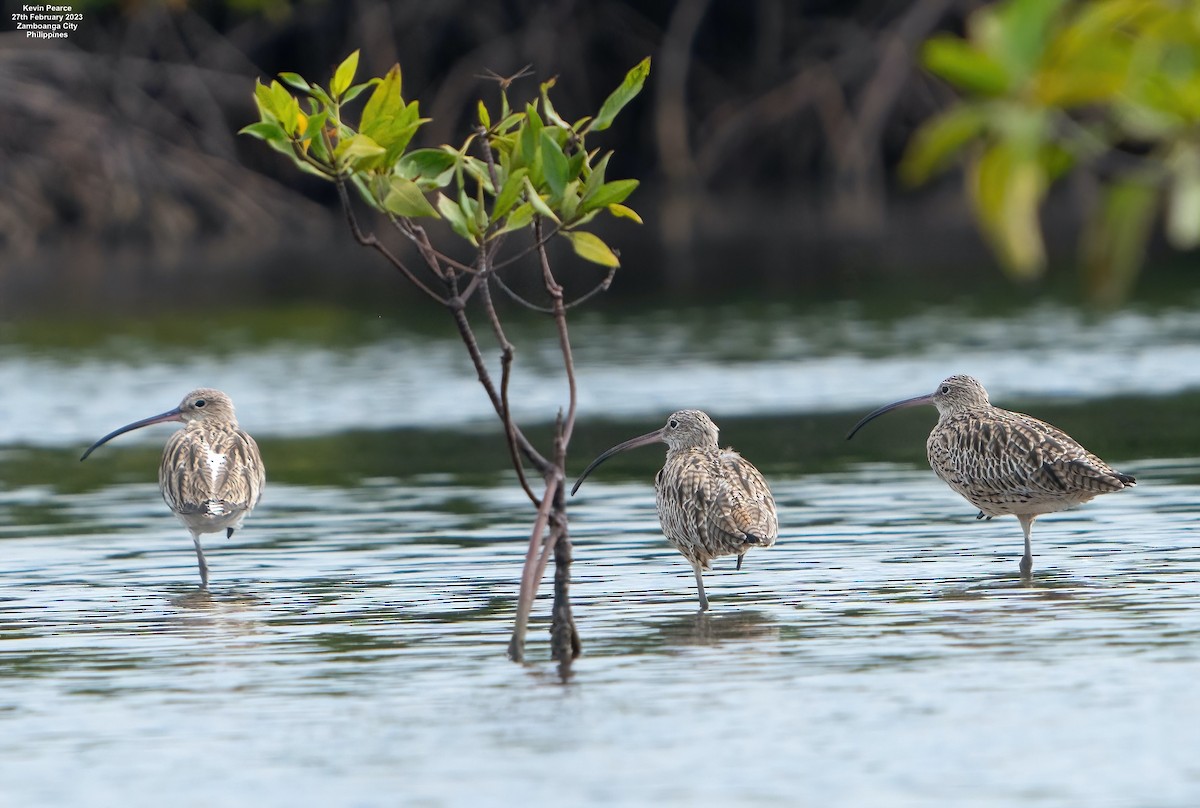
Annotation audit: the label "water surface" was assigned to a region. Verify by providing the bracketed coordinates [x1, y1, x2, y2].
[2, 301, 1199, 805]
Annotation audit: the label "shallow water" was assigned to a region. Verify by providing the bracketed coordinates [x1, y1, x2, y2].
[2, 461, 1199, 806]
[3, 300, 1200, 805]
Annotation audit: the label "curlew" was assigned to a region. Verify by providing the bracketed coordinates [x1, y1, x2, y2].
[571, 410, 778, 610]
[847, 375, 1135, 577]
[81, 389, 265, 588]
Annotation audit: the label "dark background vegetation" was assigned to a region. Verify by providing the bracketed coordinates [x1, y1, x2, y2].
[0, 0, 1141, 317]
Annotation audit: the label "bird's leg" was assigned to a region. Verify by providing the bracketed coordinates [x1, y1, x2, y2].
[226, 528, 234, 539]
[1017, 515, 1035, 579]
[736, 551, 745, 571]
[692, 561, 709, 612]
[191, 532, 209, 589]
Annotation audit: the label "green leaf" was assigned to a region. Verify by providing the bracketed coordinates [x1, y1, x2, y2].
[492, 167, 528, 221]
[384, 176, 440, 219]
[560, 180, 581, 221]
[522, 175, 560, 223]
[497, 202, 535, 235]
[518, 105, 544, 169]
[350, 173, 382, 210]
[478, 99, 491, 129]
[362, 65, 402, 138]
[239, 121, 289, 142]
[461, 156, 496, 194]
[269, 80, 295, 122]
[278, 72, 310, 92]
[579, 178, 638, 214]
[308, 84, 335, 109]
[253, 79, 277, 122]
[436, 193, 478, 245]
[583, 151, 612, 197]
[992, 0, 1069, 83]
[540, 78, 569, 128]
[922, 36, 1011, 95]
[592, 57, 651, 132]
[562, 231, 620, 267]
[608, 203, 643, 224]
[336, 133, 386, 168]
[332, 50, 360, 98]
[260, 80, 302, 136]
[969, 141, 1046, 278]
[397, 148, 458, 188]
[899, 105, 987, 185]
[541, 131, 570, 199]
[459, 187, 485, 235]
[342, 81, 375, 105]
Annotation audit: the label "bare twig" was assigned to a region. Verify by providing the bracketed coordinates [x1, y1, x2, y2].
[447, 302, 551, 472]
[384, 214, 479, 277]
[491, 271, 556, 313]
[536, 219, 578, 447]
[565, 266, 618, 310]
[478, 268, 539, 506]
[335, 177, 449, 304]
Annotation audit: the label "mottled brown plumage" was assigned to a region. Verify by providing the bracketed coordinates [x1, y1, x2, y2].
[848, 375, 1134, 577]
[572, 410, 778, 610]
[81, 389, 265, 588]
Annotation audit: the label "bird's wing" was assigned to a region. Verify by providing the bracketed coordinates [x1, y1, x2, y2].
[935, 411, 1133, 499]
[225, 429, 266, 509]
[718, 450, 778, 543]
[662, 446, 782, 547]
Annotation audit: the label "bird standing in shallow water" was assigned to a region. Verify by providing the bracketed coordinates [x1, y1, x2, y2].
[571, 410, 778, 611]
[847, 375, 1135, 578]
[81, 389, 265, 588]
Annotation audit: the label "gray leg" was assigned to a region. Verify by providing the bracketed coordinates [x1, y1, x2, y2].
[736, 552, 745, 571]
[1017, 515, 1035, 578]
[692, 561, 709, 612]
[191, 532, 209, 589]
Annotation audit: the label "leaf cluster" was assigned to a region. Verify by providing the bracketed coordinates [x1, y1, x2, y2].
[902, 0, 1200, 299]
[242, 52, 650, 269]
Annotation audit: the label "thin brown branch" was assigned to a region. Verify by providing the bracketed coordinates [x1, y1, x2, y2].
[536, 219, 579, 447]
[447, 302, 551, 472]
[491, 271, 556, 313]
[490, 220, 566, 272]
[334, 177, 449, 305]
[384, 214, 479, 277]
[565, 266, 618, 310]
[478, 270, 539, 506]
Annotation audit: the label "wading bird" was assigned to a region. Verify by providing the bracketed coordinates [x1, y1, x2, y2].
[81, 389, 265, 588]
[847, 375, 1134, 577]
[571, 409, 778, 610]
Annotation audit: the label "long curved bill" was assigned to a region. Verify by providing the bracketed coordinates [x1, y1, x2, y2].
[80, 407, 184, 461]
[570, 428, 665, 495]
[846, 393, 934, 440]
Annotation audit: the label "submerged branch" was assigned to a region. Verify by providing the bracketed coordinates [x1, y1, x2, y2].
[508, 474, 560, 662]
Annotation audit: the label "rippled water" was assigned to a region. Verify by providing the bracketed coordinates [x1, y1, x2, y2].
[4, 300, 1200, 805]
[3, 460, 1200, 805]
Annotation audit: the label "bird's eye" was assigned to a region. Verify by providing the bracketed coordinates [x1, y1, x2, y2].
[940, 386, 950, 395]
[195, 399, 207, 408]
[669, 419, 679, 429]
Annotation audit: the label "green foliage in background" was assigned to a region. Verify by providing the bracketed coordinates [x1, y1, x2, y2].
[241, 51, 649, 269]
[902, 0, 1200, 302]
